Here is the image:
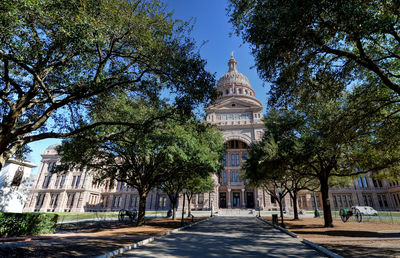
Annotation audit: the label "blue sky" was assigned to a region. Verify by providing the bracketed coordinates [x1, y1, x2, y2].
[26, 0, 270, 175]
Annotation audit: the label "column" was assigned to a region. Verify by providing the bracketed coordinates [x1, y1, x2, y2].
[227, 188, 231, 208]
[241, 189, 246, 208]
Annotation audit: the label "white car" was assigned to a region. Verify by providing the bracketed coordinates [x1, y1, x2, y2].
[351, 206, 378, 216]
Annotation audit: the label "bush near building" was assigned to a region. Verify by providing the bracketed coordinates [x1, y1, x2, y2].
[0, 212, 58, 237]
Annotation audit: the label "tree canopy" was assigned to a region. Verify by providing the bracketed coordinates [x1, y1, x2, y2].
[57, 93, 225, 225]
[244, 84, 400, 226]
[0, 0, 216, 169]
[228, 0, 400, 105]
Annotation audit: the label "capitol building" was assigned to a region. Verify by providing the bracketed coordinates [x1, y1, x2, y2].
[23, 56, 400, 214]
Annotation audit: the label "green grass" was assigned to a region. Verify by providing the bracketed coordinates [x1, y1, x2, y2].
[47, 212, 118, 222]
[24, 211, 168, 223]
[377, 211, 400, 217]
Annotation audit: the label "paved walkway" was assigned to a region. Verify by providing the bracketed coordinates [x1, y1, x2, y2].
[119, 216, 326, 257]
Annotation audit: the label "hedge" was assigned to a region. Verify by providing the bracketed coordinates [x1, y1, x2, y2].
[0, 212, 58, 237]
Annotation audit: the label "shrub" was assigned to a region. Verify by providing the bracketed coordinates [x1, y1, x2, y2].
[0, 212, 58, 237]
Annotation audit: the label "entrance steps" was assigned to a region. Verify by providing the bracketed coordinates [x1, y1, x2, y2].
[215, 209, 257, 216]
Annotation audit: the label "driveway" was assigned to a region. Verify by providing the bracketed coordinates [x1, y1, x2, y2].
[119, 216, 326, 257]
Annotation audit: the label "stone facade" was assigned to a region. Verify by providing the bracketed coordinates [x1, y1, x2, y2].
[23, 145, 171, 213]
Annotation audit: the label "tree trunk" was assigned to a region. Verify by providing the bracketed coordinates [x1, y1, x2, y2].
[292, 191, 299, 220]
[166, 193, 178, 220]
[186, 193, 192, 217]
[137, 191, 148, 226]
[172, 202, 176, 220]
[278, 198, 285, 227]
[320, 174, 333, 227]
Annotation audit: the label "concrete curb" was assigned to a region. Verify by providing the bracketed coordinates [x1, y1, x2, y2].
[256, 217, 342, 258]
[95, 217, 211, 258]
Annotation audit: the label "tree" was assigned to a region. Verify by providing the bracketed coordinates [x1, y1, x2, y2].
[185, 175, 215, 217]
[0, 0, 216, 170]
[245, 88, 400, 227]
[242, 146, 289, 225]
[229, 0, 400, 104]
[58, 95, 224, 225]
[159, 128, 224, 220]
[283, 173, 316, 220]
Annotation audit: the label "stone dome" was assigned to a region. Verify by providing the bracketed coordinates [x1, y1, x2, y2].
[217, 55, 251, 89]
[46, 144, 61, 150]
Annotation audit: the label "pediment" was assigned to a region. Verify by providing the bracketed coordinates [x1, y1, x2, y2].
[208, 97, 261, 111]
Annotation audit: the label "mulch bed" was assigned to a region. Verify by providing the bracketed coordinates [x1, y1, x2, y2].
[0, 217, 204, 258]
[263, 216, 400, 257]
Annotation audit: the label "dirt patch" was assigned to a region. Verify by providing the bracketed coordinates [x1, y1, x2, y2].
[263, 216, 400, 257]
[0, 217, 205, 258]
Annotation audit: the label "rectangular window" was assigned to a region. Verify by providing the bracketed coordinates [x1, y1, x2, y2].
[223, 172, 227, 184]
[60, 176, 66, 188]
[333, 195, 338, 210]
[362, 177, 368, 188]
[68, 193, 75, 208]
[241, 114, 246, 119]
[358, 177, 363, 188]
[198, 194, 204, 204]
[45, 174, 52, 188]
[71, 176, 76, 187]
[271, 195, 275, 204]
[55, 176, 61, 188]
[348, 195, 353, 207]
[229, 114, 233, 120]
[235, 114, 240, 120]
[236, 172, 240, 182]
[231, 171, 235, 182]
[223, 115, 227, 120]
[362, 194, 368, 206]
[223, 155, 226, 166]
[36, 194, 43, 206]
[231, 154, 235, 166]
[53, 194, 59, 208]
[236, 154, 240, 166]
[382, 194, 388, 208]
[378, 195, 384, 208]
[75, 175, 81, 188]
[42, 176, 48, 188]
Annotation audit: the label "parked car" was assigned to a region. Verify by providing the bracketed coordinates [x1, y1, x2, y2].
[351, 206, 378, 216]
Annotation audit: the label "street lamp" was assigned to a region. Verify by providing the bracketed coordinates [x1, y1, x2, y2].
[277, 188, 285, 228]
[181, 188, 187, 227]
[313, 191, 320, 218]
[210, 196, 214, 217]
[257, 197, 261, 217]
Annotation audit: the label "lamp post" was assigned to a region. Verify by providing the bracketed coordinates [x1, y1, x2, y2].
[210, 196, 214, 217]
[313, 192, 320, 217]
[181, 188, 187, 227]
[277, 188, 285, 228]
[257, 197, 261, 217]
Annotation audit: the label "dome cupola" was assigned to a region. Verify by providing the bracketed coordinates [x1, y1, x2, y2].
[217, 53, 255, 97]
